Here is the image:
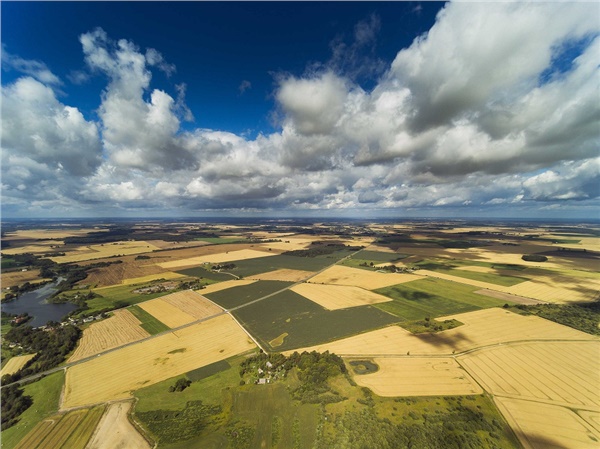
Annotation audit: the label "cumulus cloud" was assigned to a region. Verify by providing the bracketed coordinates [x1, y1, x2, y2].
[2, 49, 63, 86]
[2, 4, 599, 217]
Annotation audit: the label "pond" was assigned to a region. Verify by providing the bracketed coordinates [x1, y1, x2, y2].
[2, 278, 78, 327]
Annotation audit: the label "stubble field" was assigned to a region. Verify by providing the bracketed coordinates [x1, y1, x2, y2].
[308, 265, 420, 290]
[61, 314, 256, 408]
[137, 290, 223, 328]
[1, 353, 37, 376]
[351, 357, 483, 397]
[247, 268, 314, 282]
[290, 283, 392, 310]
[68, 309, 150, 363]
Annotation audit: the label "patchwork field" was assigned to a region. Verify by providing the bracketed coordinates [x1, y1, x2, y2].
[62, 314, 256, 408]
[495, 397, 600, 449]
[291, 308, 595, 356]
[2, 243, 60, 255]
[351, 357, 482, 397]
[156, 249, 275, 269]
[68, 309, 150, 363]
[86, 402, 150, 449]
[458, 341, 600, 409]
[291, 283, 392, 310]
[218, 253, 348, 277]
[308, 265, 420, 290]
[48, 241, 161, 264]
[1, 353, 36, 376]
[247, 268, 314, 282]
[204, 280, 292, 309]
[13, 406, 105, 449]
[233, 290, 399, 351]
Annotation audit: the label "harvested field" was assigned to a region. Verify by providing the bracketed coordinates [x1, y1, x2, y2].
[198, 279, 256, 294]
[459, 341, 600, 408]
[308, 265, 420, 290]
[364, 244, 398, 253]
[161, 290, 223, 319]
[352, 357, 482, 397]
[62, 314, 256, 408]
[256, 236, 316, 252]
[503, 271, 600, 303]
[1, 353, 36, 376]
[86, 401, 150, 449]
[290, 308, 595, 356]
[48, 241, 161, 264]
[2, 242, 60, 255]
[121, 271, 185, 285]
[79, 256, 171, 288]
[290, 283, 392, 310]
[247, 268, 313, 282]
[1, 269, 51, 289]
[157, 249, 275, 269]
[138, 297, 197, 328]
[68, 309, 150, 363]
[14, 406, 105, 449]
[495, 397, 600, 449]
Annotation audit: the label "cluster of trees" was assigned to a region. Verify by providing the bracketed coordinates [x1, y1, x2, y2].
[521, 254, 548, 262]
[211, 263, 236, 271]
[169, 378, 192, 392]
[1, 385, 32, 429]
[2, 324, 81, 384]
[512, 302, 600, 336]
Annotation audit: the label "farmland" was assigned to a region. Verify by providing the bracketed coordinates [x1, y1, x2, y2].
[68, 309, 150, 362]
[232, 290, 399, 351]
[1, 353, 36, 377]
[61, 314, 256, 408]
[2, 219, 599, 449]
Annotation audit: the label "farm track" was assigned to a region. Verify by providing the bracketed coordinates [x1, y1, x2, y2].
[2, 248, 362, 389]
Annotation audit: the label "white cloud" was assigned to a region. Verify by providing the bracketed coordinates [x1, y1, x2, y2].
[2, 49, 62, 86]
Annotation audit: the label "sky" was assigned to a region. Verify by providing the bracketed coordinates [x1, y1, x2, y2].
[1, 1, 599, 220]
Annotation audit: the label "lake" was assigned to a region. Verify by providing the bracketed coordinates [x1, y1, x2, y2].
[2, 278, 78, 327]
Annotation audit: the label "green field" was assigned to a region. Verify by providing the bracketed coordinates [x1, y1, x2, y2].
[187, 360, 231, 382]
[84, 284, 175, 315]
[1, 371, 65, 449]
[414, 260, 528, 286]
[219, 252, 355, 278]
[129, 305, 171, 333]
[232, 290, 399, 351]
[176, 266, 236, 282]
[204, 280, 292, 309]
[374, 278, 510, 321]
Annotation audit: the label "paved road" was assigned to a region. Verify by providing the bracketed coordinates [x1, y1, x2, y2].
[3, 247, 364, 388]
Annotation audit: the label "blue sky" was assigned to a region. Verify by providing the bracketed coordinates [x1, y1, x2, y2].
[2, 1, 599, 219]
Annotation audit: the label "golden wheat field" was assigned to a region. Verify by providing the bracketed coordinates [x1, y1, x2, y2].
[2, 242, 61, 255]
[290, 283, 392, 310]
[0, 353, 36, 377]
[503, 272, 600, 303]
[138, 297, 197, 328]
[308, 265, 420, 290]
[61, 314, 256, 408]
[120, 271, 186, 285]
[352, 357, 482, 397]
[290, 308, 595, 356]
[198, 279, 257, 294]
[85, 402, 150, 449]
[48, 241, 161, 264]
[459, 341, 600, 408]
[156, 249, 274, 269]
[68, 309, 150, 363]
[247, 269, 314, 282]
[256, 237, 316, 252]
[161, 290, 223, 319]
[1, 269, 50, 289]
[495, 397, 600, 449]
[2, 229, 104, 241]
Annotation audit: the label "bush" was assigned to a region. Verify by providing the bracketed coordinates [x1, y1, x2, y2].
[521, 254, 548, 262]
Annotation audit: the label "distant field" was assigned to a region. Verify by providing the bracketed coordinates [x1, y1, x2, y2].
[175, 266, 235, 282]
[62, 314, 255, 409]
[309, 265, 419, 290]
[48, 241, 160, 264]
[204, 280, 292, 309]
[120, 271, 185, 285]
[414, 261, 529, 286]
[219, 252, 354, 277]
[128, 305, 170, 334]
[14, 406, 105, 449]
[352, 357, 482, 397]
[68, 309, 150, 362]
[374, 278, 508, 320]
[232, 290, 399, 351]
[197, 279, 256, 294]
[247, 268, 314, 282]
[157, 249, 275, 269]
[0, 353, 36, 377]
[1, 269, 51, 289]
